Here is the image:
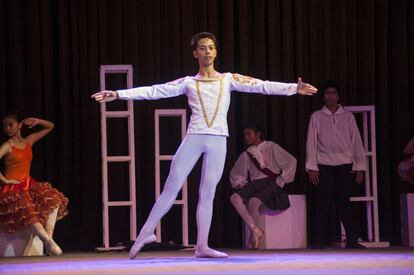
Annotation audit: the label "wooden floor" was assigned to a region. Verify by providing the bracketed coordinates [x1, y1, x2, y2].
[1, 247, 414, 275]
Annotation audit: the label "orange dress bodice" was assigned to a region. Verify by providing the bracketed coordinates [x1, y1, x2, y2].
[0, 142, 69, 233]
[4, 143, 33, 182]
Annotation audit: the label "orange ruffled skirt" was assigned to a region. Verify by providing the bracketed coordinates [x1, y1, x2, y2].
[0, 177, 68, 233]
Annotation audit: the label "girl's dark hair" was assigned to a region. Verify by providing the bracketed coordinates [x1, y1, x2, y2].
[3, 111, 23, 123]
[191, 32, 218, 50]
[244, 122, 263, 133]
[322, 80, 340, 95]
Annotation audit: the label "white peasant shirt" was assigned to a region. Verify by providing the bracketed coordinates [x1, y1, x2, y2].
[305, 105, 367, 171]
[230, 141, 297, 189]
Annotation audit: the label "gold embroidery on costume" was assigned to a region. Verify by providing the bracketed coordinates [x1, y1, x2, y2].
[196, 79, 223, 128]
[232, 74, 261, 85]
[192, 74, 224, 82]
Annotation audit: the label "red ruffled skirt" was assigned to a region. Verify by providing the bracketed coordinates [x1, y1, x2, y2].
[0, 177, 68, 233]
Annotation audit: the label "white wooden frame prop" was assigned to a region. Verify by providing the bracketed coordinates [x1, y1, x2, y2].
[97, 65, 137, 251]
[154, 109, 189, 246]
[341, 105, 389, 247]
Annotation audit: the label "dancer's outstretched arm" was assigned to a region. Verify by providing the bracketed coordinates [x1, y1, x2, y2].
[230, 74, 317, 96]
[91, 77, 188, 103]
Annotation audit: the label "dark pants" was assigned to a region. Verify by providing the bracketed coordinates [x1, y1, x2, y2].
[315, 163, 357, 244]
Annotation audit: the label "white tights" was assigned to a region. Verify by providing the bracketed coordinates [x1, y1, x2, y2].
[230, 194, 262, 227]
[135, 134, 226, 251]
[45, 207, 59, 237]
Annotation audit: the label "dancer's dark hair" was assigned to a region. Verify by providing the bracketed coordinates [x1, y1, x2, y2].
[191, 32, 218, 50]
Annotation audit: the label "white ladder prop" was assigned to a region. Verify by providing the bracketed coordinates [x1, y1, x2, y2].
[154, 109, 189, 246]
[340, 105, 388, 247]
[97, 65, 137, 251]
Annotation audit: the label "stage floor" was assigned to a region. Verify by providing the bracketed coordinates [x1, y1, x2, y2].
[1, 248, 414, 275]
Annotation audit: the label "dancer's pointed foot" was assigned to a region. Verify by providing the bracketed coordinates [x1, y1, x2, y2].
[195, 247, 228, 258]
[248, 236, 257, 250]
[250, 224, 264, 249]
[44, 238, 63, 256]
[246, 238, 254, 250]
[129, 234, 157, 259]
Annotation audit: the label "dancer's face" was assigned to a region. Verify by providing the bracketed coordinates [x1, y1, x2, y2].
[3, 117, 22, 137]
[323, 87, 339, 107]
[244, 128, 261, 146]
[193, 38, 217, 67]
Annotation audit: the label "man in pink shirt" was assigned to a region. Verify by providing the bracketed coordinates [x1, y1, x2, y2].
[306, 80, 366, 249]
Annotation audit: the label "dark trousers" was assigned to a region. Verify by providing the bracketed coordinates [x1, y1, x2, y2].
[315, 163, 357, 244]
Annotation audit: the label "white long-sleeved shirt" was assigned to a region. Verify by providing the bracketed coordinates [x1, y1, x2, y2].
[305, 105, 366, 171]
[229, 141, 297, 189]
[117, 73, 297, 136]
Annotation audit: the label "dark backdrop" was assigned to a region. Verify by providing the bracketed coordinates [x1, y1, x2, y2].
[1, 0, 413, 250]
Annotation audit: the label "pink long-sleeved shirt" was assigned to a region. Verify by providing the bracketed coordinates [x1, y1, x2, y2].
[306, 105, 366, 171]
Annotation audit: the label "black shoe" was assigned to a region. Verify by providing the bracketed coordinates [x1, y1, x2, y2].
[345, 242, 366, 249]
[309, 244, 324, 249]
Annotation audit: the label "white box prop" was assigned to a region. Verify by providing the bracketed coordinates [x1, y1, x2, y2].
[400, 193, 414, 247]
[0, 230, 43, 257]
[244, 195, 307, 249]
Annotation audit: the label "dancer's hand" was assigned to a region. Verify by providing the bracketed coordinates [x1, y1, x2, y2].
[352, 170, 364, 184]
[297, 77, 318, 95]
[91, 91, 118, 103]
[308, 170, 320, 185]
[22, 118, 39, 128]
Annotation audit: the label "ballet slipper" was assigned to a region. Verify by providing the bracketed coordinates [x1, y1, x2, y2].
[246, 238, 254, 250]
[44, 237, 63, 256]
[247, 236, 256, 250]
[195, 247, 228, 258]
[250, 224, 264, 249]
[129, 234, 157, 259]
[30, 223, 62, 256]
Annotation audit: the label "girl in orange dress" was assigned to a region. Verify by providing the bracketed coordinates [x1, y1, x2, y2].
[0, 113, 68, 256]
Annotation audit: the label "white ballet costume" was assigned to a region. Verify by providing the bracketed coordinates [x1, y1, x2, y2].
[116, 73, 298, 258]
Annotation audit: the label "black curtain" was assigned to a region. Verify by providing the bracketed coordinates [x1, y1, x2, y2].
[0, 0, 413, 250]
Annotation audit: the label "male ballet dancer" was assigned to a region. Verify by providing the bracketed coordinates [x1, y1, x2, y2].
[92, 32, 317, 258]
